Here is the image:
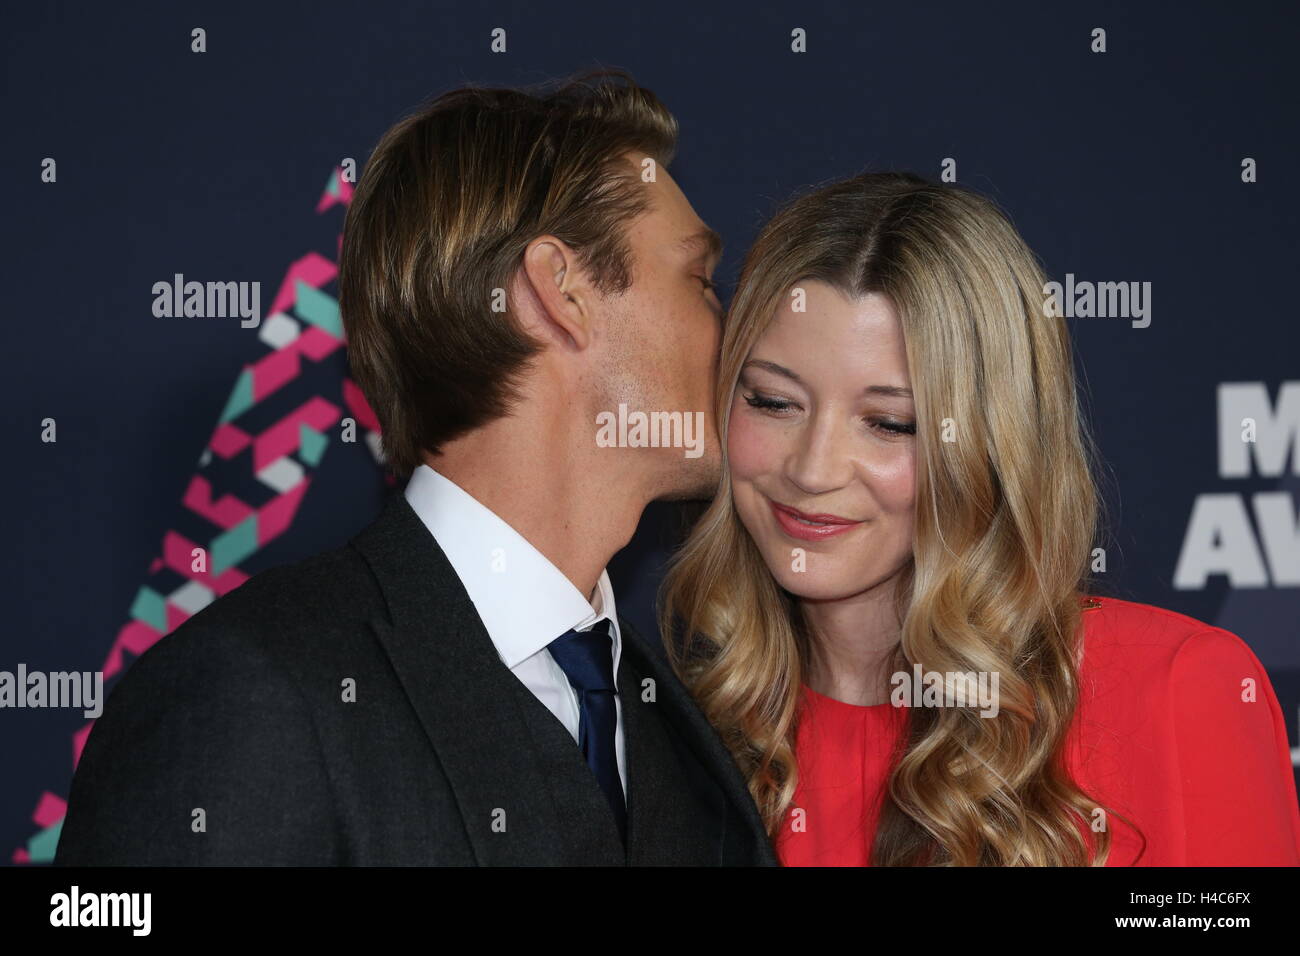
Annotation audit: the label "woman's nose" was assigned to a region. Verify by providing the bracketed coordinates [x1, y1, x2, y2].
[785, 414, 856, 497]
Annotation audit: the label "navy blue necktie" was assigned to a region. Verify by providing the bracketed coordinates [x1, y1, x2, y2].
[547, 618, 626, 843]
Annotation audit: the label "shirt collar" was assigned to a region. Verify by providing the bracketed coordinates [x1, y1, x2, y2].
[403, 464, 621, 670]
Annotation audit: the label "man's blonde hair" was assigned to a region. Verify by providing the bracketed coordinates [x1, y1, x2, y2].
[340, 69, 678, 478]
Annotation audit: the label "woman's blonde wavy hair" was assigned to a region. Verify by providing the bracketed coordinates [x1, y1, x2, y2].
[659, 171, 1143, 866]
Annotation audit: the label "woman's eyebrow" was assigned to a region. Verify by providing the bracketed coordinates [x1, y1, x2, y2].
[743, 359, 802, 384]
[744, 360, 912, 398]
[864, 384, 912, 397]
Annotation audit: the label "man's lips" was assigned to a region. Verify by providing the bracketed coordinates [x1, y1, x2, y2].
[768, 498, 864, 540]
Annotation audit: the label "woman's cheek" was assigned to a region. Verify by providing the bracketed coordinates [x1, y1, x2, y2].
[727, 403, 781, 481]
[852, 450, 916, 513]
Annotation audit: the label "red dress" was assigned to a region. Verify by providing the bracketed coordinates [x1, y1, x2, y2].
[777, 597, 1300, 866]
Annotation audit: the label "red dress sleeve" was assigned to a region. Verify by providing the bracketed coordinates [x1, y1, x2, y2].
[1168, 626, 1300, 865]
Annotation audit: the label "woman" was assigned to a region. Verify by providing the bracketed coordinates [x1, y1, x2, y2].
[660, 171, 1300, 866]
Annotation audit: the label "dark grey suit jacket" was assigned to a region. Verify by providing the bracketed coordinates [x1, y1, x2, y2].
[55, 492, 777, 866]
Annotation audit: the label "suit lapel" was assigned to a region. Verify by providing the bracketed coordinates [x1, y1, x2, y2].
[350, 492, 564, 864]
[349, 490, 776, 866]
[617, 627, 678, 862]
[618, 615, 778, 865]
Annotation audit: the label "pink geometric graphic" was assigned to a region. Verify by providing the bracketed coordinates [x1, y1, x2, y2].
[16, 165, 385, 864]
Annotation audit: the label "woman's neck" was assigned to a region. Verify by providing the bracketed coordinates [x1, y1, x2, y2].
[800, 575, 904, 706]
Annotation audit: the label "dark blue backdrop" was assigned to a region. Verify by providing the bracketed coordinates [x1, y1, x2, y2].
[4, 0, 1297, 862]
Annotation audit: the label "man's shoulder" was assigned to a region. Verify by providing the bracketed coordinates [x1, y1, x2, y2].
[191, 541, 383, 635]
[120, 539, 388, 696]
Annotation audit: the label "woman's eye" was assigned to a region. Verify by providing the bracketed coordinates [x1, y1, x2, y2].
[869, 418, 916, 436]
[743, 392, 795, 414]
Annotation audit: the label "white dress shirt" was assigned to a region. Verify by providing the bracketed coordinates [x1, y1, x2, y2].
[403, 464, 626, 796]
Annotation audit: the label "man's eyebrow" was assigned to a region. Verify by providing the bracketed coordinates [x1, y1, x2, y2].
[677, 226, 724, 262]
[744, 359, 913, 398]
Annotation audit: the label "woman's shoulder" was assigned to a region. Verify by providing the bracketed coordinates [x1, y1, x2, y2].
[1077, 594, 1268, 690]
[1080, 593, 1221, 633]
[1075, 598, 1300, 865]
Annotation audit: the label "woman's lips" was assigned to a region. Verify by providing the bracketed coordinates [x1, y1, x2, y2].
[768, 498, 864, 541]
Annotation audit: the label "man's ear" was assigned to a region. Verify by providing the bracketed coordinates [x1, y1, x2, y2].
[519, 235, 596, 350]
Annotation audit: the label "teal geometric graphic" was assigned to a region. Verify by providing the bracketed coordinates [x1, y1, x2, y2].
[128, 586, 168, 632]
[27, 819, 62, 863]
[210, 515, 259, 576]
[294, 280, 342, 338]
[219, 368, 255, 424]
[298, 423, 328, 466]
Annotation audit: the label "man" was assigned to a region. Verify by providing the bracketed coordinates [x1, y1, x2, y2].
[55, 71, 777, 865]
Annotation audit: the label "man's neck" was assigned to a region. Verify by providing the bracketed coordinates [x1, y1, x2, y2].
[425, 420, 647, 604]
